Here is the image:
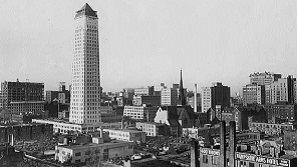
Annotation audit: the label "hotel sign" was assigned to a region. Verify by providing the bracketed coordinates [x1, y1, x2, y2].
[200, 148, 220, 156]
[236, 153, 290, 167]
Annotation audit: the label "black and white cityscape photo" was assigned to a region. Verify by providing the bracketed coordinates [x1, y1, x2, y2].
[1, 1, 297, 167]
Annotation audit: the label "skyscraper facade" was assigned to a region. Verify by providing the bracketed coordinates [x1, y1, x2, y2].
[0, 80, 44, 115]
[210, 82, 230, 109]
[201, 87, 211, 113]
[69, 4, 101, 124]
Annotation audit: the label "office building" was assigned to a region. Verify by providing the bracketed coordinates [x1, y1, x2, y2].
[32, 118, 100, 134]
[250, 72, 281, 85]
[211, 82, 230, 109]
[161, 87, 178, 106]
[201, 87, 212, 113]
[242, 84, 265, 106]
[0, 80, 44, 115]
[69, 3, 101, 124]
[249, 122, 293, 136]
[103, 129, 146, 143]
[134, 86, 154, 96]
[55, 139, 134, 164]
[135, 122, 169, 136]
[264, 104, 297, 123]
[266, 76, 296, 104]
[123, 106, 157, 122]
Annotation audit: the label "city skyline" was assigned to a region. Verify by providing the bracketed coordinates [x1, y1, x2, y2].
[1, 0, 297, 95]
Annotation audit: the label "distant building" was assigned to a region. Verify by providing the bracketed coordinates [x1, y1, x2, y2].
[201, 87, 212, 113]
[210, 82, 230, 109]
[140, 95, 161, 106]
[134, 86, 154, 96]
[249, 72, 281, 85]
[161, 87, 178, 106]
[187, 93, 201, 111]
[32, 118, 100, 134]
[132, 95, 161, 106]
[265, 76, 296, 104]
[218, 107, 242, 131]
[135, 122, 169, 136]
[123, 106, 157, 122]
[242, 84, 265, 106]
[264, 104, 297, 123]
[0, 80, 44, 115]
[103, 129, 146, 143]
[249, 122, 293, 136]
[45, 91, 59, 103]
[154, 106, 195, 136]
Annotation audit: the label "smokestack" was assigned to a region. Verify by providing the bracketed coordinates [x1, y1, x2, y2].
[190, 139, 198, 167]
[194, 84, 197, 113]
[229, 121, 236, 167]
[9, 134, 14, 146]
[219, 121, 226, 167]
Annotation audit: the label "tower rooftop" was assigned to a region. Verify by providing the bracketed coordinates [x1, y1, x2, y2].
[75, 3, 97, 18]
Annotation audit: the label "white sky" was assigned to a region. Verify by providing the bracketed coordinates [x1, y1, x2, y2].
[1, 0, 297, 95]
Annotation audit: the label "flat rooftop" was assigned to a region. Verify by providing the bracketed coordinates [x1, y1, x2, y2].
[0, 122, 51, 127]
[59, 140, 132, 149]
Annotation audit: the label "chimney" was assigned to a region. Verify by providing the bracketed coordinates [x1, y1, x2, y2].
[229, 121, 236, 167]
[9, 134, 14, 146]
[190, 139, 198, 167]
[219, 121, 226, 167]
[194, 84, 197, 113]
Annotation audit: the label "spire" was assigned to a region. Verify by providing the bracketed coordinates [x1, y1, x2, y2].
[75, 3, 97, 18]
[179, 69, 186, 105]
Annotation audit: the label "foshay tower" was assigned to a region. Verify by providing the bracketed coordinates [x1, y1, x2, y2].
[69, 3, 101, 124]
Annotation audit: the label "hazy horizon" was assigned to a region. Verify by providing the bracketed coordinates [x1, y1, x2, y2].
[1, 0, 297, 95]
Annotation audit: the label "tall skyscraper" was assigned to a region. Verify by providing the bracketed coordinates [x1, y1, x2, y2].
[69, 3, 101, 124]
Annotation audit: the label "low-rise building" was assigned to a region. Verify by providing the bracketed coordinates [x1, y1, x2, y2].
[55, 140, 134, 164]
[0, 123, 53, 143]
[264, 104, 297, 123]
[32, 118, 101, 134]
[284, 130, 297, 151]
[249, 122, 294, 136]
[103, 129, 146, 143]
[123, 106, 157, 122]
[135, 122, 169, 136]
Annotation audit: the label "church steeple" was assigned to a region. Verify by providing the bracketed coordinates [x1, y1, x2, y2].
[179, 69, 186, 105]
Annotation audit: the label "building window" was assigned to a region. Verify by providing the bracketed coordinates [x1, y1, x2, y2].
[249, 162, 255, 167]
[85, 150, 91, 155]
[212, 156, 218, 165]
[202, 155, 208, 163]
[75, 152, 81, 156]
[75, 159, 81, 163]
